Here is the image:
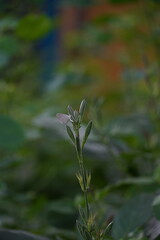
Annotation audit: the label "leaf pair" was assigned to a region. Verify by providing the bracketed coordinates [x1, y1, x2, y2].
[67, 99, 86, 124]
[66, 120, 92, 148]
[76, 220, 92, 240]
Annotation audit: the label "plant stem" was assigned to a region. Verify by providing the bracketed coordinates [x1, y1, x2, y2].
[75, 129, 90, 219]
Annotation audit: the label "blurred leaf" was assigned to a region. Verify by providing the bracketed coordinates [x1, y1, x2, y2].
[112, 194, 154, 240]
[97, 32, 113, 43]
[0, 229, 50, 240]
[154, 166, 160, 183]
[0, 156, 21, 169]
[91, 14, 117, 25]
[84, 26, 113, 46]
[0, 17, 18, 31]
[49, 199, 75, 214]
[0, 36, 19, 56]
[152, 195, 160, 220]
[16, 14, 53, 41]
[96, 178, 157, 200]
[0, 181, 6, 197]
[48, 227, 76, 240]
[48, 199, 76, 229]
[105, 114, 153, 147]
[0, 115, 25, 150]
[0, 53, 10, 68]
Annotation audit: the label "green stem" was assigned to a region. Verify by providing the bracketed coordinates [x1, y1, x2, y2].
[81, 154, 90, 219]
[75, 130, 90, 219]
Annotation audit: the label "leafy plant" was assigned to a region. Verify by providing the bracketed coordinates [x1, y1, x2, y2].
[57, 100, 112, 240]
[0, 1, 160, 240]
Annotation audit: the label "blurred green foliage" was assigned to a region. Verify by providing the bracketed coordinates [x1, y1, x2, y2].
[16, 14, 53, 41]
[0, 0, 160, 239]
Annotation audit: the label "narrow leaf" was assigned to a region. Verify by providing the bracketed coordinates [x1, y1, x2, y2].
[79, 99, 86, 118]
[74, 110, 79, 121]
[103, 222, 113, 236]
[82, 227, 92, 240]
[82, 121, 92, 148]
[0, 115, 25, 150]
[68, 105, 74, 118]
[79, 206, 87, 223]
[66, 125, 75, 144]
[76, 221, 86, 239]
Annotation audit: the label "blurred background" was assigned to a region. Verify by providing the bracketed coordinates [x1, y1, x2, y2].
[0, 0, 160, 239]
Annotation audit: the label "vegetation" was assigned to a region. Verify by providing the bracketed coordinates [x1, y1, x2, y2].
[0, 0, 160, 240]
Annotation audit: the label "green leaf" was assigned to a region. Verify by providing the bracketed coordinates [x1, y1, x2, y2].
[68, 105, 75, 119]
[49, 199, 74, 214]
[47, 227, 75, 239]
[16, 14, 53, 41]
[0, 229, 50, 240]
[82, 121, 92, 148]
[0, 36, 19, 56]
[0, 53, 10, 68]
[0, 36, 19, 68]
[96, 177, 157, 200]
[152, 195, 160, 220]
[91, 14, 116, 25]
[0, 17, 18, 31]
[78, 206, 87, 223]
[0, 115, 25, 150]
[66, 125, 75, 144]
[112, 194, 154, 240]
[74, 110, 79, 121]
[79, 99, 86, 119]
[76, 220, 86, 239]
[97, 32, 113, 43]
